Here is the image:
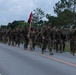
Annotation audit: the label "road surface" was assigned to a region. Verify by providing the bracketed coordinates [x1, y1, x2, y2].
[0, 43, 76, 75]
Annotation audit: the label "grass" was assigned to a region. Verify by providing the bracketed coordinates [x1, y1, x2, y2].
[65, 42, 70, 52]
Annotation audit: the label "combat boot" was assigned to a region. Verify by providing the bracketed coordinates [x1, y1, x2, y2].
[72, 51, 75, 56]
[60, 50, 62, 53]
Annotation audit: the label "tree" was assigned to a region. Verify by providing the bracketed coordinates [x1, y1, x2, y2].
[58, 9, 74, 26]
[7, 20, 28, 29]
[54, 0, 76, 15]
[53, 0, 76, 26]
[46, 13, 63, 27]
[32, 8, 45, 25]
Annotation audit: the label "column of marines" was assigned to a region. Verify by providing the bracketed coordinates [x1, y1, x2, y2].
[0, 25, 76, 56]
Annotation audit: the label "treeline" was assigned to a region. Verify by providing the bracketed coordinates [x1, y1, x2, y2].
[0, 0, 76, 29]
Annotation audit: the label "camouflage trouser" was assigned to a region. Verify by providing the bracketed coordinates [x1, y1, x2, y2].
[15, 37, 21, 47]
[70, 40, 74, 53]
[62, 40, 66, 52]
[0, 36, 2, 42]
[48, 38, 53, 54]
[11, 37, 15, 46]
[7, 36, 11, 45]
[2, 35, 5, 43]
[42, 39, 48, 51]
[52, 40, 56, 50]
[24, 37, 29, 50]
[35, 38, 42, 48]
[56, 39, 62, 52]
[42, 38, 53, 54]
[4, 36, 7, 43]
[73, 41, 76, 55]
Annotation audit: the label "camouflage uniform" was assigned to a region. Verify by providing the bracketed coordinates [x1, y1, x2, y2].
[22, 27, 29, 50]
[35, 28, 42, 48]
[29, 28, 36, 51]
[42, 26, 53, 55]
[51, 28, 56, 50]
[7, 29, 12, 45]
[55, 29, 63, 53]
[11, 30, 16, 46]
[61, 29, 66, 52]
[70, 29, 76, 55]
[15, 29, 21, 47]
[2, 30, 6, 43]
[69, 29, 75, 55]
[0, 29, 2, 42]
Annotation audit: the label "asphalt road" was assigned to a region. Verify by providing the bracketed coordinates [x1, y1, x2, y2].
[0, 43, 76, 75]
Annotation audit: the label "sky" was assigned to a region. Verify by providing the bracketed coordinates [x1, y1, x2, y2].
[0, 0, 59, 25]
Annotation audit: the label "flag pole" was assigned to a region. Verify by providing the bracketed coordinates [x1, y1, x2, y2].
[28, 23, 31, 39]
[28, 22, 33, 51]
[27, 12, 32, 38]
[27, 12, 32, 50]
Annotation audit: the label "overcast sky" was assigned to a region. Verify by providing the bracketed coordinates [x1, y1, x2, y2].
[0, 0, 59, 25]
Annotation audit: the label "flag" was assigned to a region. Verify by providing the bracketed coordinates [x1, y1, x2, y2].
[27, 12, 32, 24]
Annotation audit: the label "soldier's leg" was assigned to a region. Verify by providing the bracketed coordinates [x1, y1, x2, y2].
[53, 40, 56, 50]
[72, 41, 76, 56]
[0, 36, 2, 42]
[48, 39, 53, 55]
[70, 41, 72, 54]
[38, 39, 42, 48]
[42, 40, 47, 54]
[6, 37, 8, 44]
[11, 37, 14, 46]
[15, 37, 17, 46]
[33, 40, 35, 50]
[63, 41, 66, 52]
[56, 40, 58, 52]
[26, 38, 29, 48]
[72, 49, 75, 56]
[2, 36, 5, 43]
[24, 38, 27, 50]
[70, 40, 74, 54]
[17, 37, 21, 47]
[24, 42, 26, 50]
[0, 37, 1, 42]
[59, 40, 63, 53]
[8, 37, 10, 45]
[18, 40, 20, 47]
[13, 40, 15, 46]
[4, 36, 7, 43]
